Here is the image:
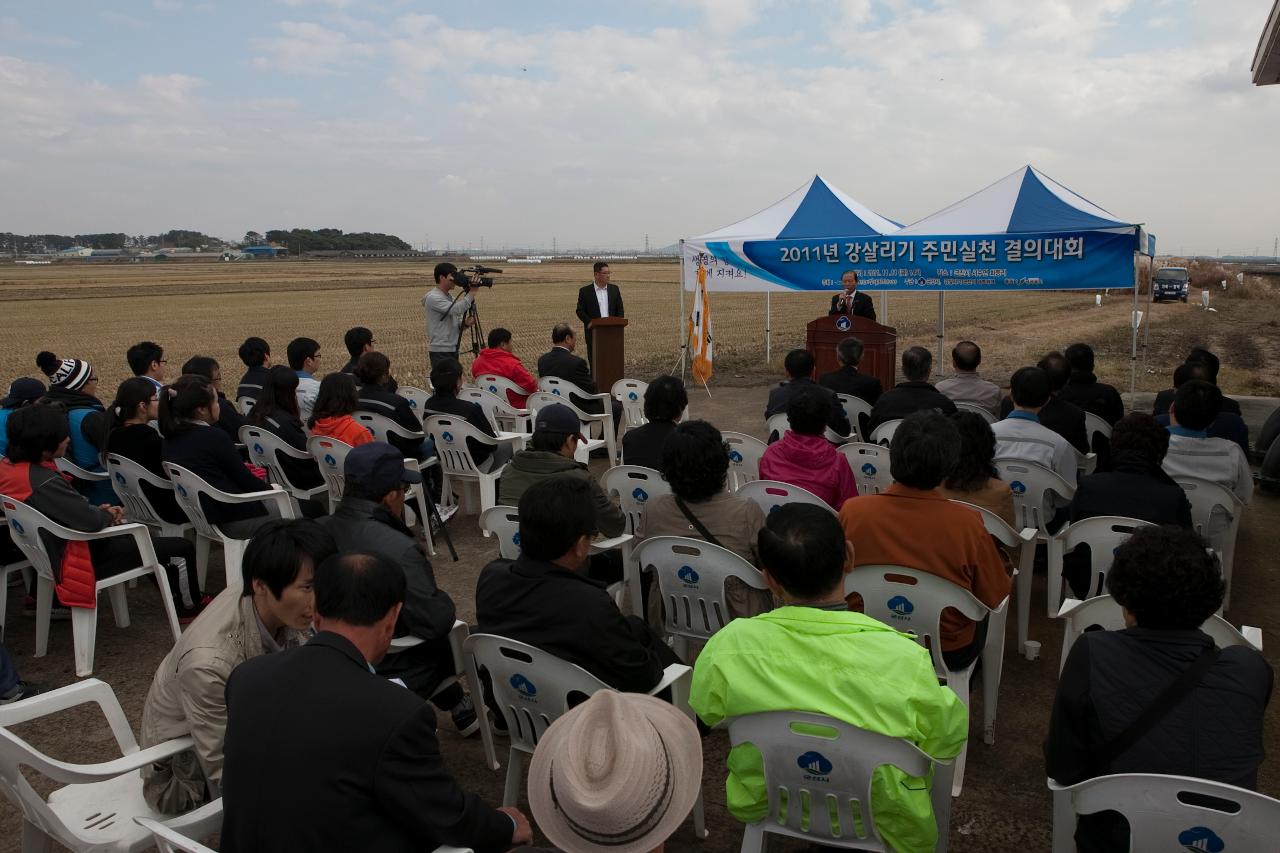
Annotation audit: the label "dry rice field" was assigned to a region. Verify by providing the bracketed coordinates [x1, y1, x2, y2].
[1, 259, 1276, 397]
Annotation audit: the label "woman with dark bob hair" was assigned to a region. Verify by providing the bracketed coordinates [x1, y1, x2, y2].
[1046, 525, 1270, 853]
[939, 410, 1015, 528]
[620, 374, 688, 470]
[642, 420, 773, 617]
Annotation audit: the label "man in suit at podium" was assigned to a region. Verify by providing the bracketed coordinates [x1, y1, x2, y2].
[574, 261, 624, 368]
[828, 270, 876, 322]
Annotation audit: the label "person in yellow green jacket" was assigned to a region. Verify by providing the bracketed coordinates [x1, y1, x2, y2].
[690, 503, 969, 853]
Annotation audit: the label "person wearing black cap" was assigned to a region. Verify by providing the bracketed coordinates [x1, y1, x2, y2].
[0, 377, 45, 459]
[319, 441, 479, 736]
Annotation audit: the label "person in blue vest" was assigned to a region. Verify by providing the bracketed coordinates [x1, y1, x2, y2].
[35, 351, 116, 504]
[0, 377, 45, 459]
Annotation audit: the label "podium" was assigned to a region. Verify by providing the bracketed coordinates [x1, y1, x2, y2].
[805, 315, 897, 390]
[589, 317, 629, 392]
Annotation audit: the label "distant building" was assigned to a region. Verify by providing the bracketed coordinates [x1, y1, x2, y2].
[240, 245, 279, 258]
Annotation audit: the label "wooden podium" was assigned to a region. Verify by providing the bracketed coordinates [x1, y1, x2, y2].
[805, 315, 897, 390]
[589, 317, 629, 392]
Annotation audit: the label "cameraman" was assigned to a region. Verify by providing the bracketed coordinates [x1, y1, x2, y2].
[423, 262, 480, 367]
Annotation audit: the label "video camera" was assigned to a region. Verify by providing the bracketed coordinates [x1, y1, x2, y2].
[450, 265, 503, 291]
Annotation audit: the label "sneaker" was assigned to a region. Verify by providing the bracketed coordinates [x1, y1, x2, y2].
[450, 695, 481, 738]
[0, 681, 46, 705]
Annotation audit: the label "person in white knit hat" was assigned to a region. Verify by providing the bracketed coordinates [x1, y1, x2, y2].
[528, 690, 702, 853]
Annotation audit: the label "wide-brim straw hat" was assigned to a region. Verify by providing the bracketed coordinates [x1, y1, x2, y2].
[528, 690, 702, 853]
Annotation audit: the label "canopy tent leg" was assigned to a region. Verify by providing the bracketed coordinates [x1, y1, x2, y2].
[765, 292, 772, 365]
[1129, 252, 1140, 397]
[1141, 254, 1155, 374]
[936, 292, 946, 377]
[881, 291, 888, 324]
[676, 240, 688, 379]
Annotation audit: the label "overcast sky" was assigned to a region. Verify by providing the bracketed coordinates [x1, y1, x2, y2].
[2, 0, 1277, 254]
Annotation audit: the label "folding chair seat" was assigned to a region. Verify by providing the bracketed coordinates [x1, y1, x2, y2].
[134, 798, 223, 853]
[611, 378, 648, 436]
[239, 426, 328, 510]
[838, 442, 893, 495]
[536, 377, 617, 463]
[869, 418, 903, 446]
[1049, 515, 1154, 610]
[948, 499, 1037, 655]
[1175, 476, 1244, 610]
[994, 457, 1076, 617]
[953, 401, 996, 424]
[524, 391, 605, 463]
[735, 479, 835, 516]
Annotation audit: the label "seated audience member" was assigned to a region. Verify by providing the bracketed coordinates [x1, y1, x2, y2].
[1058, 342, 1124, 425]
[760, 386, 858, 509]
[477, 476, 680, 692]
[246, 366, 324, 491]
[36, 351, 112, 502]
[938, 410, 1015, 529]
[0, 377, 45, 458]
[1000, 352, 1090, 453]
[101, 378, 186, 525]
[222, 551, 529, 853]
[308, 372, 373, 448]
[287, 336, 323, 421]
[235, 336, 271, 402]
[355, 351, 431, 460]
[0, 404, 204, 619]
[161, 374, 272, 540]
[1065, 412, 1193, 598]
[341, 326, 373, 375]
[1152, 346, 1242, 418]
[1045, 526, 1272, 853]
[765, 348, 851, 441]
[645, 420, 773, 618]
[620, 374, 687, 470]
[841, 411, 1010, 669]
[471, 327, 537, 406]
[321, 442, 477, 734]
[1162, 379, 1253, 504]
[1, 641, 42, 704]
[935, 340, 1002, 417]
[424, 358, 511, 472]
[865, 346, 957, 436]
[181, 355, 245, 444]
[127, 340, 167, 391]
[1155, 362, 1249, 454]
[818, 336, 883, 435]
[140, 519, 335, 813]
[528, 691, 703, 853]
[993, 366, 1078, 527]
[692, 503, 968, 853]
[537, 323, 625, 429]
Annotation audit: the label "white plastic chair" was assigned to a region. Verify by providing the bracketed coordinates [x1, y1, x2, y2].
[55, 456, 110, 485]
[611, 378, 649, 434]
[1055, 594, 1263, 674]
[869, 418, 903, 446]
[735, 479, 835, 517]
[764, 412, 789, 444]
[0, 525, 32, 641]
[838, 442, 893, 495]
[239, 425, 327, 509]
[397, 385, 433, 424]
[104, 454, 204, 590]
[954, 401, 997, 424]
[307, 435, 353, 512]
[537, 377, 617, 463]
[0, 678, 198, 853]
[1049, 773, 1280, 853]
[835, 392, 875, 439]
[423, 415, 513, 516]
[1075, 447, 1098, 477]
[235, 395, 256, 417]
[949, 500, 1038, 656]
[463, 632, 706, 840]
[1, 496, 181, 677]
[475, 373, 532, 411]
[456, 386, 532, 435]
[1176, 476, 1244, 610]
[162, 463, 296, 596]
[1083, 411, 1112, 447]
[133, 798, 223, 853]
[727, 711, 954, 853]
[524, 391, 606, 463]
[721, 431, 766, 491]
[352, 410, 416, 451]
[1049, 516, 1155, 612]
[844, 565, 1009, 794]
[634, 535, 769, 658]
[601, 465, 672, 616]
[995, 457, 1076, 617]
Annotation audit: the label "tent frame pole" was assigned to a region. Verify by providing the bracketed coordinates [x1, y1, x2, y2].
[1129, 248, 1140, 397]
[936, 292, 946, 378]
[765, 292, 772, 365]
[1142, 251, 1155, 374]
[676, 240, 688, 380]
[881, 291, 888, 324]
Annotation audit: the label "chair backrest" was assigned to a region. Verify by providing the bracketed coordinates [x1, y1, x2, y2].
[722, 431, 767, 490]
[235, 396, 256, 417]
[105, 453, 176, 530]
[634, 536, 768, 644]
[1058, 516, 1156, 599]
[835, 393, 875, 436]
[307, 436, 353, 508]
[949, 499, 1028, 550]
[869, 418, 903, 446]
[953, 401, 996, 424]
[161, 463, 235, 541]
[54, 456, 107, 481]
[475, 373, 525, 402]
[735, 479, 833, 516]
[1083, 411, 1112, 445]
[525, 390, 594, 429]
[398, 386, 432, 424]
[844, 565, 989, 678]
[1175, 476, 1241, 548]
[0, 496, 58, 580]
[727, 711, 937, 851]
[457, 386, 511, 433]
[838, 442, 893, 495]
[478, 505, 522, 559]
[134, 798, 223, 853]
[354, 410, 421, 442]
[1055, 773, 1280, 852]
[239, 426, 313, 497]
[611, 378, 649, 429]
[765, 412, 789, 444]
[601, 465, 671, 536]
[424, 415, 498, 476]
[994, 457, 1075, 534]
[538, 375, 589, 399]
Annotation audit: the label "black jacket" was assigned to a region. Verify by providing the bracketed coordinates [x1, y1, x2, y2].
[246, 412, 323, 490]
[621, 420, 677, 470]
[866, 381, 957, 436]
[1153, 387, 1242, 418]
[360, 383, 426, 459]
[214, 392, 245, 446]
[764, 378, 851, 439]
[222, 632, 513, 853]
[1000, 394, 1090, 453]
[1069, 452, 1193, 529]
[423, 394, 496, 466]
[818, 365, 883, 406]
[105, 423, 186, 524]
[1045, 628, 1272, 852]
[828, 290, 876, 321]
[575, 283, 625, 346]
[476, 556, 666, 692]
[1058, 372, 1124, 426]
[235, 365, 270, 402]
[162, 424, 267, 525]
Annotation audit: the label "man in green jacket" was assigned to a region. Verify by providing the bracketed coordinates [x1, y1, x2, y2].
[690, 504, 968, 853]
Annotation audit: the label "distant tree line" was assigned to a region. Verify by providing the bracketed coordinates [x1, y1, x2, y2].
[1, 230, 224, 253]
[256, 228, 411, 252]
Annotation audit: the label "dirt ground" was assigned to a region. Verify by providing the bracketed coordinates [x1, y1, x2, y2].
[2, 385, 1277, 852]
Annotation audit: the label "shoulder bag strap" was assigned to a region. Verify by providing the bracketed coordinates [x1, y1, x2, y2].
[672, 495, 725, 549]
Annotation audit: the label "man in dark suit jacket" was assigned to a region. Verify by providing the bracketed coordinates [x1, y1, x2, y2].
[1059, 343, 1124, 425]
[222, 551, 527, 853]
[827, 270, 876, 321]
[537, 323, 623, 427]
[865, 346, 956, 436]
[575, 261, 624, 367]
[766, 349, 851, 441]
[999, 352, 1090, 453]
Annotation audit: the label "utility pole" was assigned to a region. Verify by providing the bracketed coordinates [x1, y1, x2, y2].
[644, 233, 650, 254]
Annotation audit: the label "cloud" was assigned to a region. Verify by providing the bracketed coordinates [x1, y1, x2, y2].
[249, 20, 375, 74]
[0, 16, 79, 46]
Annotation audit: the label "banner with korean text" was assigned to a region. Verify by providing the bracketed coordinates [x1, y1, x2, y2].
[682, 229, 1138, 293]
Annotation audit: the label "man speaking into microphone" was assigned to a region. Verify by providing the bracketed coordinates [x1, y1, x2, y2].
[829, 269, 876, 322]
[575, 261, 624, 369]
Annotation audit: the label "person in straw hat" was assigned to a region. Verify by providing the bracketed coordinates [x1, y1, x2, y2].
[528, 690, 702, 853]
